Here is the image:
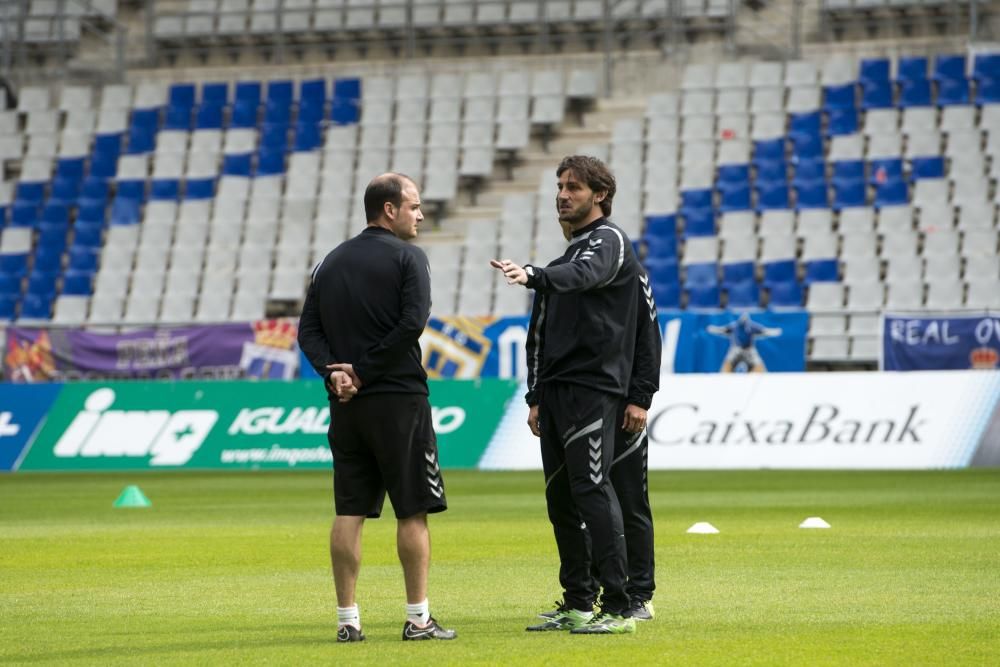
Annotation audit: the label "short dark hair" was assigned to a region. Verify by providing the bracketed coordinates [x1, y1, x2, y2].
[363, 174, 413, 222]
[556, 155, 616, 217]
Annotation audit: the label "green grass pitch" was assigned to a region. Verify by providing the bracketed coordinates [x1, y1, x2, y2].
[1, 469, 998, 665]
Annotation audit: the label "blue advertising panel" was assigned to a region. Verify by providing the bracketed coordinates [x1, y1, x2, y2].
[0, 384, 62, 471]
[882, 313, 1000, 371]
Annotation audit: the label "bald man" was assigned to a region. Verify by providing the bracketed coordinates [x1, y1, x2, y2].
[299, 173, 456, 643]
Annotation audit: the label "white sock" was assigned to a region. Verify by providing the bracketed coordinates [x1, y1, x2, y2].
[406, 599, 430, 625]
[337, 605, 360, 629]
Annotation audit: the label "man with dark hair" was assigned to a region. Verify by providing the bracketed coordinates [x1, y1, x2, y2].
[491, 155, 643, 635]
[298, 173, 456, 643]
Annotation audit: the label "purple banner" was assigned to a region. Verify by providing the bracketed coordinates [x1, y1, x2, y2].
[3, 320, 301, 382]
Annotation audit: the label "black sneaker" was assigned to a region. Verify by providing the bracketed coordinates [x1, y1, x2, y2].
[630, 599, 655, 621]
[402, 616, 457, 641]
[337, 624, 365, 642]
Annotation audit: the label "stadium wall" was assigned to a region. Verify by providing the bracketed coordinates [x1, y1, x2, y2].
[3, 371, 1000, 472]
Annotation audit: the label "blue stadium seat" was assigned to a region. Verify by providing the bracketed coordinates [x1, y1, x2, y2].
[255, 150, 286, 176]
[722, 261, 755, 287]
[15, 182, 45, 202]
[61, 270, 93, 296]
[682, 208, 716, 237]
[0, 272, 19, 296]
[791, 159, 826, 187]
[726, 280, 760, 309]
[755, 159, 788, 185]
[937, 78, 970, 106]
[896, 56, 928, 84]
[645, 257, 679, 283]
[298, 100, 325, 124]
[264, 100, 292, 125]
[860, 58, 891, 86]
[230, 100, 260, 129]
[789, 111, 822, 142]
[235, 81, 262, 106]
[19, 293, 52, 319]
[195, 103, 225, 130]
[933, 54, 966, 83]
[109, 196, 141, 225]
[115, 179, 146, 201]
[76, 200, 106, 225]
[93, 132, 122, 158]
[972, 53, 1000, 83]
[41, 203, 69, 226]
[293, 122, 323, 151]
[73, 221, 104, 247]
[827, 108, 858, 135]
[10, 201, 40, 227]
[26, 270, 58, 299]
[0, 205, 6, 225]
[260, 123, 289, 151]
[861, 80, 894, 109]
[832, 179, 867, 209]
[89, 154, 117, 180]
[223, 154, 253, 177]
[718, 182, 752, 213]
[899, 78, 933, 107]
[168, 83, 197, 109]
[55, 158, 86, 183]
[804, 259, 840, 284]
[684, 262, 719, 288]
[651, 281, 680, 309]
[0, 294, 16, 320]
[131, 108, 161, 129]
[874, 179, 909, 208]
[869, 158, 904, 185]
[681, 188, 713, 210]
[644, 213, 678, 239]
[125, 125, 156, 154]
[300, 78, 327, 106]
[717, 164, 751, 188]
[823, 83, 857, 112]
[267, 80, 294, 104]
[333, 77, 361, 102]
[49, 178, 80, 205]
[164, 105, 193, 131]
[791, 134, 823, 161]
[33, 244, 64, 271]
[67, 246, 99, 273]
[753, 138, 785, 165]
[330, 99, 360, 125]
[911, 157, 945, 180]
[767, 280, 803, 308]
[185, 178, 215, 199]
[795, 180, 829, 210]
[0, 254, 29, 277]
[762, 259, 797, 286]
[150, 179, 181, 200]
[202, 81, 229, 106]
[976, 78, 1000, 105]
[643, 232, 677, 260]
[79, 178, 110, 203]
[756, 182, 790, 212]
[686, 284, 721, 309]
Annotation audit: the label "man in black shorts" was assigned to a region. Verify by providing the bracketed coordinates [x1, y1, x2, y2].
[492, 155, 643, 635]
[298, 173, 456, 643]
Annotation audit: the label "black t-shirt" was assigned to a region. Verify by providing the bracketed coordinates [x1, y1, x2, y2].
[298, 226, 431, 396]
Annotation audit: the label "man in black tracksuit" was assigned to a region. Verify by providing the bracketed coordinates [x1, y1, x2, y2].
[492, 155, 643, 635]
[298, 173, 455, 643]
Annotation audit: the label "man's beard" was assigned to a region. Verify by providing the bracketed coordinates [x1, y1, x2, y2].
[557, 197, 594, 224]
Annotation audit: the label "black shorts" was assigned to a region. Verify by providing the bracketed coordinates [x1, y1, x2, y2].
[329, 392, 447, 519]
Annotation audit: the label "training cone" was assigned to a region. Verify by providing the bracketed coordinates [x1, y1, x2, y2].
[799, 517, 831, 529]
[113, 485, 152, 508]
[686, 522, 719, 534]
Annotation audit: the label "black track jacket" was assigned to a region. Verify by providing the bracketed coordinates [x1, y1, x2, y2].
[298, 226, 431, 396]
[524, 217, 647, 405]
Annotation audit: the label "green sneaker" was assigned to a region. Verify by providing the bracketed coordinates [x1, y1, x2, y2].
[537, 600, 591, 620]
[630, 599, 655, 621]
[526, 607, 593, 631]
[569, 611, 636, 635]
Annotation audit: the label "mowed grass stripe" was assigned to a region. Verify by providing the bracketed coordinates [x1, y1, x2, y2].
[1, 470, 997, 665]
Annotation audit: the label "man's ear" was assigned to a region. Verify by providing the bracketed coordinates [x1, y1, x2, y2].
[593, 190, 607, 203]
[383, 201, 396, 220]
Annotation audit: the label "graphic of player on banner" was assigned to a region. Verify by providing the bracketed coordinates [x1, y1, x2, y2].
[706, 313, 782, 373]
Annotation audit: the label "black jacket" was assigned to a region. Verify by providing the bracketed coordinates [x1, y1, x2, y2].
[627, 269, 662, 410]
[524, 217, 645, 404]
[298, 226, 431, 396]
